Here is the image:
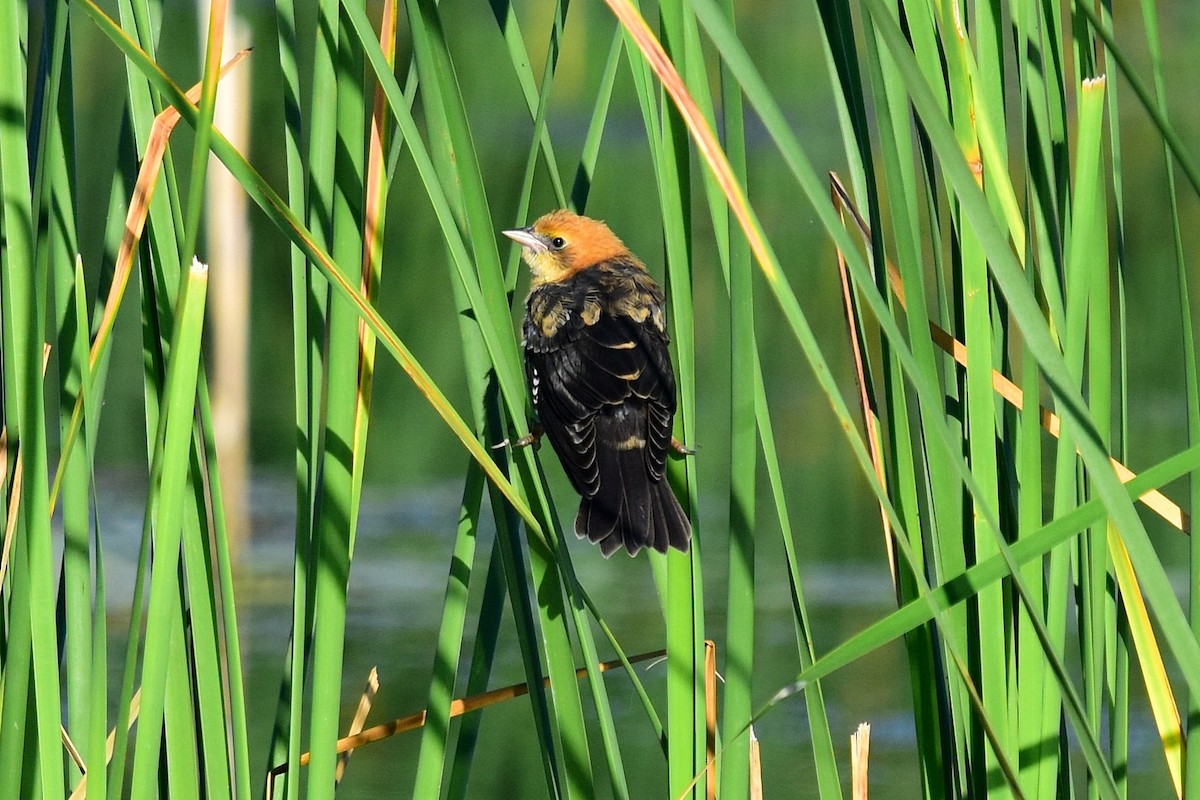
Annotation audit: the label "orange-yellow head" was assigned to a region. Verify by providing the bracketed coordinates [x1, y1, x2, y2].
[503, 210, 639, 285]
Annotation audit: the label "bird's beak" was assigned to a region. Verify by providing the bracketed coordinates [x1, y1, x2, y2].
[502, 226, 548, 253]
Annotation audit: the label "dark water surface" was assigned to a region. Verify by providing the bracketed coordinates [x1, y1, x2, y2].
[93, 474, 1174, 799]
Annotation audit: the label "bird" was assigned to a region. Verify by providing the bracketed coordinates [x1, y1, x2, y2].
[502, 209, 692, 557]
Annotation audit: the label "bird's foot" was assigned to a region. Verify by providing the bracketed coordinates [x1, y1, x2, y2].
[670, 437, 697, 457]
[492, 423, 544, 451]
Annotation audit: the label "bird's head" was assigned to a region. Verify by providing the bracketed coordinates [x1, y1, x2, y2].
[503, 210, 635, 284]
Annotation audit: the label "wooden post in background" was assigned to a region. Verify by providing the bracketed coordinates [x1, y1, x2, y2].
[200, 0, 251, 560]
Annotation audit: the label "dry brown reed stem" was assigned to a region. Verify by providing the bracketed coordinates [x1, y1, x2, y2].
[851, 722, 870, 800]
[353, 0, 396, 464]
[60, 725, 86, 773]
[359, 0, 396, 345]
[833, 184, 896, 586]
[830, 173, 1189, 786]
[749, 729, 763, 800]
[48, 49, 251, 516]
[704, 640, 717, 800]
[266, 647, 668, 788]
[67, 690, 142, 800]
[336, 666, 380, 784]
[828, 173, 1189, 534]
[1, 448, 21, 592]
[0, 431, 10, 584]
[603, 0, 780, 289]
[0, 344, 52, 591]
[93, 49, 250, 375]
[326, 15, 394, 789]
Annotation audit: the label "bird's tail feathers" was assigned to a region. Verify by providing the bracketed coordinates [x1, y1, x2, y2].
[575, 439, 691, 557]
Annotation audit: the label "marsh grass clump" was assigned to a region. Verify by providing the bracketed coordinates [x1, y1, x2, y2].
[1, 0, 1197, 798]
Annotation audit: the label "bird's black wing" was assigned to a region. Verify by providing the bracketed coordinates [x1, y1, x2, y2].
[523, 266, 676, 498]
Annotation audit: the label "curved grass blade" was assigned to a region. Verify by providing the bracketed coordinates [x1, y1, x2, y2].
[1107, 528, 1183, 795]
[832, 170, 1189, 533]
[720, 442, 1200, 791]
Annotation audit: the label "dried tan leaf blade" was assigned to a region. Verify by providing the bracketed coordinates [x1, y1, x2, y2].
[267, 647, 667, 787]
[828, 173, 1189, 534]
[851, 722, 870, 800]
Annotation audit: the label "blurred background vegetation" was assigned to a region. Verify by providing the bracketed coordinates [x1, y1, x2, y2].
[70, 0, 1200, 549]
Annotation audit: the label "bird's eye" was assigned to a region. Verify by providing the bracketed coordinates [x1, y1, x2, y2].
[551, 236, 566, 249]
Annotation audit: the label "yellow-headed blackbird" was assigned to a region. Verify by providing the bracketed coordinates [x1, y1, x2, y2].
[503, 210, 691, 557]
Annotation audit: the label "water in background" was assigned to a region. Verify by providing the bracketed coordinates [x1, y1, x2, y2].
[94, 472, 1173, 798]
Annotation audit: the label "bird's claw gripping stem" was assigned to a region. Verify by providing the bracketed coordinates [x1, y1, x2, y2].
[670, 437, 697, 457]
[492, 423, 544, 451]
